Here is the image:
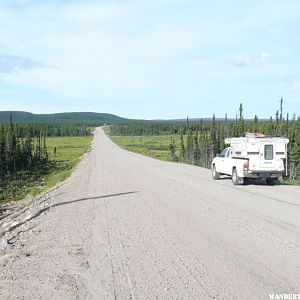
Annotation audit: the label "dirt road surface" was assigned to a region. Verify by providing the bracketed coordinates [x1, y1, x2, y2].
[1, 128, 300, 299]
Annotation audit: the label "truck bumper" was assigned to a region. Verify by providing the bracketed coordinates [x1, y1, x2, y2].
[243, 171, 282, 179]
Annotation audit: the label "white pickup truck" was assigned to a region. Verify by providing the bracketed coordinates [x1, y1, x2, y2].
[211, 135, 289, 185]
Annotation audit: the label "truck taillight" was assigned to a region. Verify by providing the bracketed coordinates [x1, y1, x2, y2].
[243, 161, 249, 170]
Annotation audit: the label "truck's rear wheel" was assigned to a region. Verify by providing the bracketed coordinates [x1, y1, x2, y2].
[232, 168, 244, 185]
[212, 165, 220, 180]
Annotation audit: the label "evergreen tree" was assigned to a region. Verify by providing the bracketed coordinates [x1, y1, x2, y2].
[0, 127, 5, 175]
[186, 116, 190, 130]
[253, 115, 259, 132]
[179, 133, 186, 162]
[186, 129, 194, 164]
[280, 97, 283, 122]
[276, 110, 279, 125]
[239, 103, 243, 121]
[193, 131, 200, 165]
[168, 138, 177, 161]
[211, 114, 218, 158]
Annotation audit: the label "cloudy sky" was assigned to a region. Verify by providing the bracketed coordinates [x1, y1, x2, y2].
[0, 0, 299, 119]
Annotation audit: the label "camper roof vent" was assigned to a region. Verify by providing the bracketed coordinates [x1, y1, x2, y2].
[245, 132, 266, 138]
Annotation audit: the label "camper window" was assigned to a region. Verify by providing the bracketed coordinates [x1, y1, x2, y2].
[264, 145, 273, 160]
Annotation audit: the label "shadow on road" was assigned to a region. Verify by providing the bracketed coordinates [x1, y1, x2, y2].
[5, 191, 138, 245]
[52, 191, 139, 209]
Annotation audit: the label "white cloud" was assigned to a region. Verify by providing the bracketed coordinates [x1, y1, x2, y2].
[0, 1, 208, 101]
[0, 53, 48, 73]
[232, 52, 271, 67]
[293, 80, 300, 90]
[260, 52, 271, 62]
[233, 55, 250, 67]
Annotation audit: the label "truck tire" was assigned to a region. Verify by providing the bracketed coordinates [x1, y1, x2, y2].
[232, 168, 244, 185]
[212, 164, 220, 180]
[266, 178, 279, 185]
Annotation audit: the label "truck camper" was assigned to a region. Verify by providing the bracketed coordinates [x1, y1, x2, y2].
[211, 133, 289, 185]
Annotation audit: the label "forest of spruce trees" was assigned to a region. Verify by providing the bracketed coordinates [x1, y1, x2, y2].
[0, 116, 91, 204]
[110, 102, 300, 181]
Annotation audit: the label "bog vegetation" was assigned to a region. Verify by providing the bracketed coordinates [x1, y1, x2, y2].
[110, 101, 300, 182]
[0, 115, 92, 205]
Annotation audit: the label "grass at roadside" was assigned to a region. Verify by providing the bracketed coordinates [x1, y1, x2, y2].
[108, 134, 181, 161]
[29, 136, 93, 195]
[0, 136, 93, 202]
[281, 178, 300, 185]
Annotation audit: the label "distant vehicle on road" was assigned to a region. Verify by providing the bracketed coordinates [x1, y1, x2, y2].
[211, 133, 289, 185]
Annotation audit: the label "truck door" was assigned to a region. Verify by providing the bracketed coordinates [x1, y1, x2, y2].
[224, 148, 232, 175]
[260, 143, 276, 169]
[218, 148, 228, 174]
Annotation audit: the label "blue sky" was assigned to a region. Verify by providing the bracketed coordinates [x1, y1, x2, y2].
[0, 0, 299, 119]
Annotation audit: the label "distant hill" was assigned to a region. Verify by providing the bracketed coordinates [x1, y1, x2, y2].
[0, 111, 129, 125]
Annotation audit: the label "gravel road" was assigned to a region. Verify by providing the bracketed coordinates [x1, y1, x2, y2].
[1, 127, 300, 300]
